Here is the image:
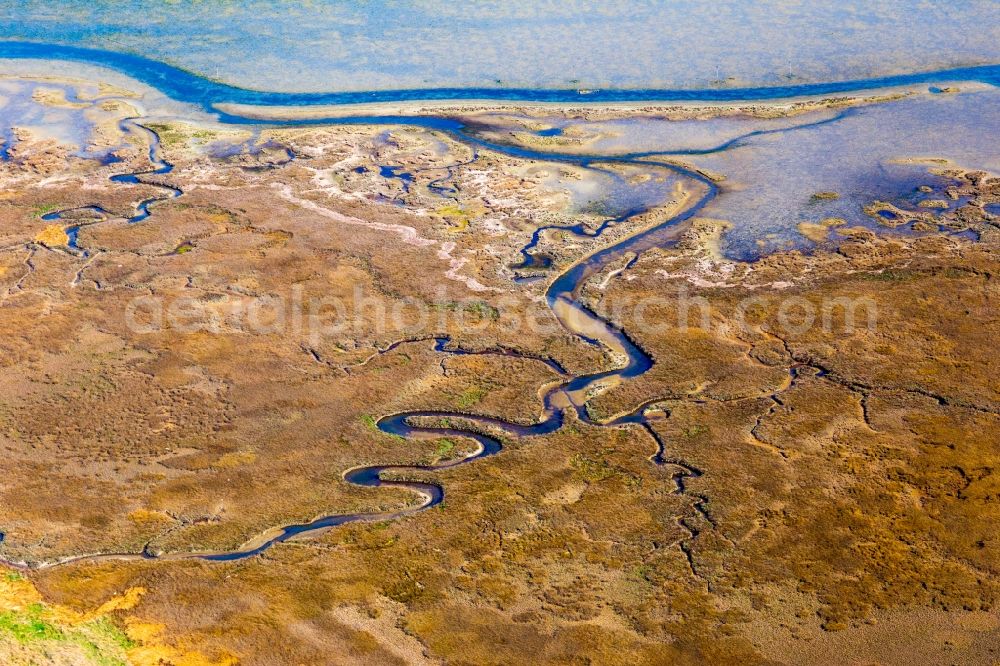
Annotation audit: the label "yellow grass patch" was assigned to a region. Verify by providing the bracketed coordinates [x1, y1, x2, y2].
[126, 620, 239, 666]
[211, 451, 258, 469]
[798, 217, 846, 242]
[35, 224, 69, 247]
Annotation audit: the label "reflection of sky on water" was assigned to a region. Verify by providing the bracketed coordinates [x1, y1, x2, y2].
[539, 163, 679, 218]
[1, 50, 996, 263]
[683, 88, 1000, 258]
[1, 1, 999, 92]
[490, 87, 998, 259]
[0, 79, 117, 159]
[591, 113, 843, 155]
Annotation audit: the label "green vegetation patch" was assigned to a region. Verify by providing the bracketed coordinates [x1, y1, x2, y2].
[434, 439, 456, 458]
[32, 203, 60, 217]
[143, 122, 188, 148]
[0, 603, 63, 642]
[432, 300, 500, 321]
[683, 424, 708, 438]
[570, 451, 640, 488]
[456, 387, 488, 409]
[0, 602, 133, 666]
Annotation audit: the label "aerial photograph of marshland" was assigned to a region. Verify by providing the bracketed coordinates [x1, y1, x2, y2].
[0, 2, 998, 664]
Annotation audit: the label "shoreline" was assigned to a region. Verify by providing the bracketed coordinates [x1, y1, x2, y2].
[0, 41, 998, 119]
[2, 70, 989, 130]
[212, 86, 935, 122]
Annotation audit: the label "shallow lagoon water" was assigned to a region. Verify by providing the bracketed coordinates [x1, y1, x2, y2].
[471, 86, 1000, 259]
[3, 1, 999, 92]
[685, 88, 1000, 257]
[536, 161, 680, 218]
[547, 111, 846, 157]
[2, 44, 997, 263]
[0, 79, 117, 160]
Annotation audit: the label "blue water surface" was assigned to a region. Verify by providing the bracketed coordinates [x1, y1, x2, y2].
[2, 1, 999, 92]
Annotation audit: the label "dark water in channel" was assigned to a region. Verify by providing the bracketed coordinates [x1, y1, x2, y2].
[0, 43, 995, 565]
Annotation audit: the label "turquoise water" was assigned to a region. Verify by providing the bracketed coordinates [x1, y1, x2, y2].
[2, 1, 999, 92]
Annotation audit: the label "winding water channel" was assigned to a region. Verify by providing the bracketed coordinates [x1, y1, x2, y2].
[1, 42, 996, 567]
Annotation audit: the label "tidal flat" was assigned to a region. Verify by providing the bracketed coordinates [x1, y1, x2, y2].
[0, 47, 997, 665]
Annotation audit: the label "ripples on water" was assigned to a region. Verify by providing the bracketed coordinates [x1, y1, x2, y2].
[0, 79, 120, 162]
[482, 86, 1000, 259]
[3, 56, 997, 263]
[686, 89, 1000, 257]
[3, 1, 999, 92]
